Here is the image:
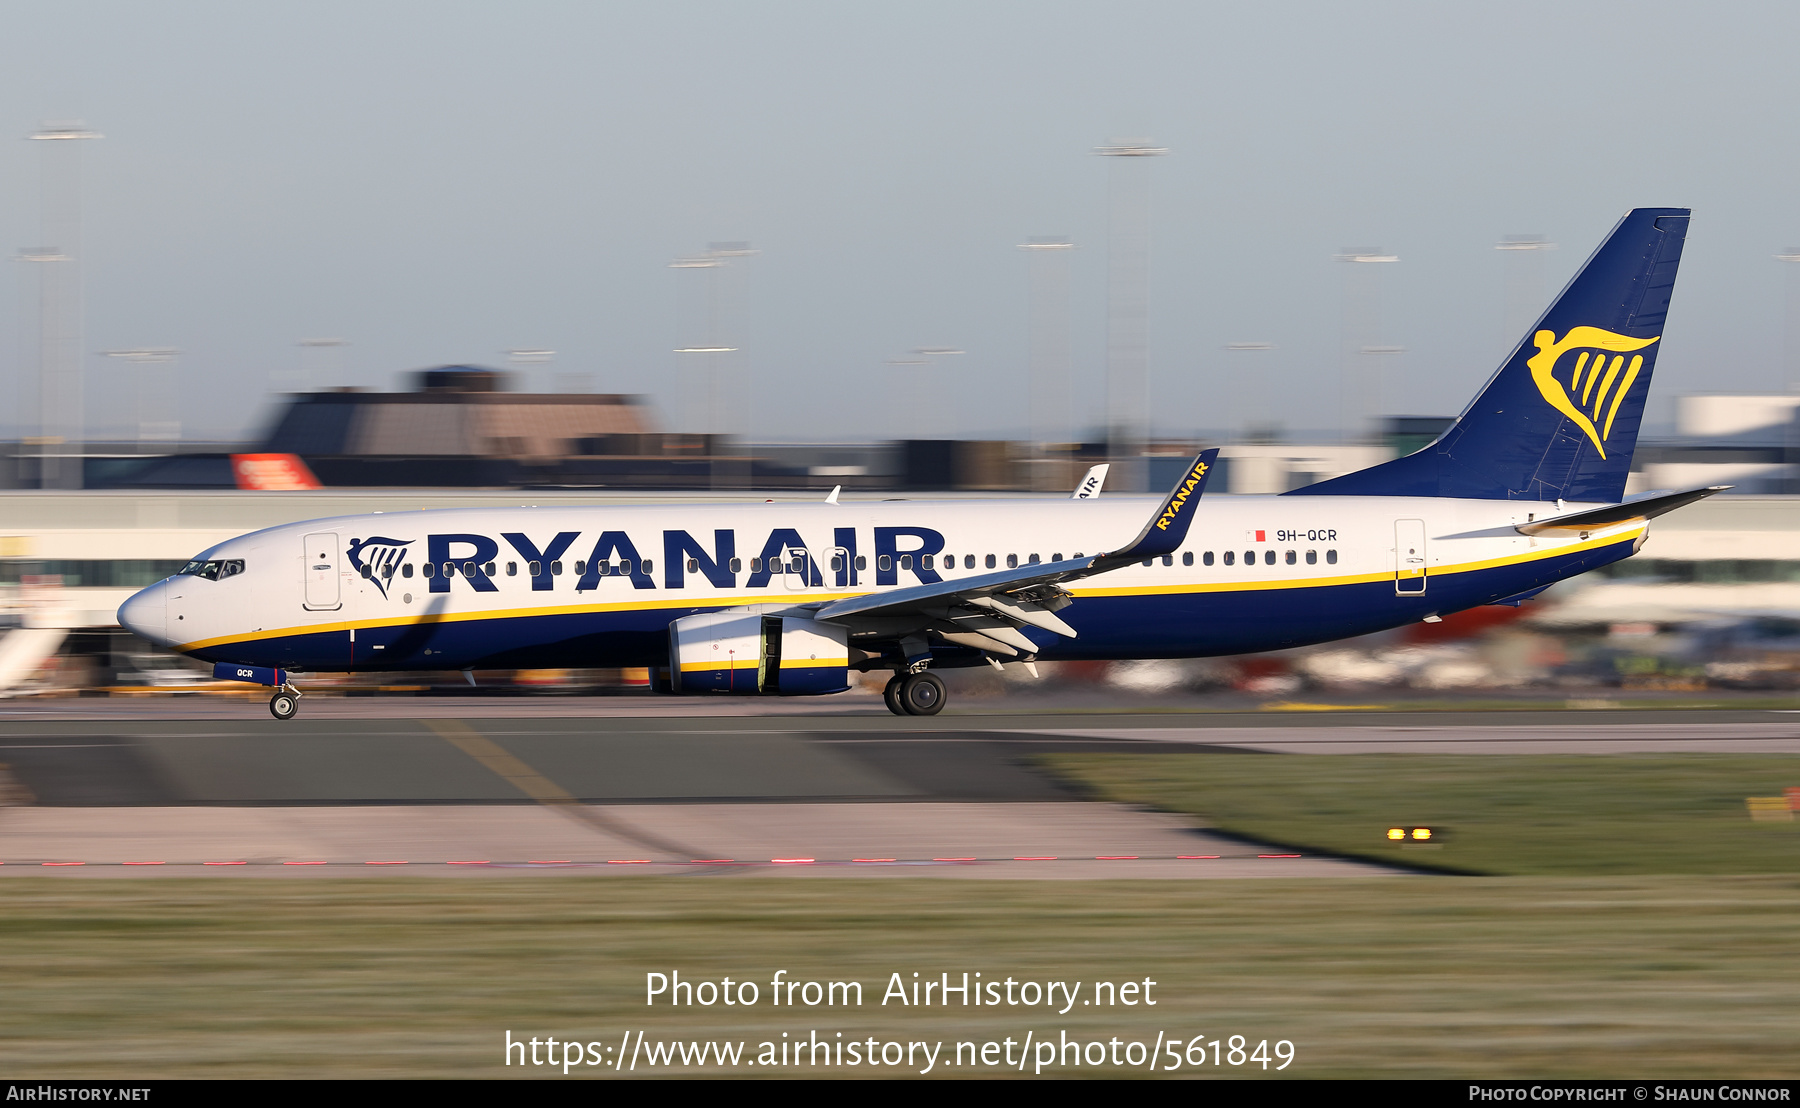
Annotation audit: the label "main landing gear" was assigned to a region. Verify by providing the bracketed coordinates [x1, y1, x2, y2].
[269, 685, 301, 721]
[883, 671, 946, 716]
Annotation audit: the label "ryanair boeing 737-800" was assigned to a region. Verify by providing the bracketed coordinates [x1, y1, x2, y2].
[119, 207, 1718, 720]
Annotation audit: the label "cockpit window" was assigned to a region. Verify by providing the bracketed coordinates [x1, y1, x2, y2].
[178, 558, 245, 581]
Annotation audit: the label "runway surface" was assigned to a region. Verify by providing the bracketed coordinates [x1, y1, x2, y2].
[0, 703, 1791, 876]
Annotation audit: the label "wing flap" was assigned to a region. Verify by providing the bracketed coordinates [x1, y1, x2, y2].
[812, 448, 1219, 660]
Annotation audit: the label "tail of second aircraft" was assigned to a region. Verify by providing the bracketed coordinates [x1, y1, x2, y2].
[1290, 207, 1689, 503]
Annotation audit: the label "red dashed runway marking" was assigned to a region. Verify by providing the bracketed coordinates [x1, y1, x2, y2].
[7, 852, 1310, 869]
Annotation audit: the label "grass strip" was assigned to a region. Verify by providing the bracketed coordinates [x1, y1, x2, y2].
[1042, 753, 1800, 876]
[0, 876, 1798, 1078]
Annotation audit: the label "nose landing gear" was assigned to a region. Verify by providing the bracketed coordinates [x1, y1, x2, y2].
[883, 671, 946, 716]
[269, 685, 301, 721]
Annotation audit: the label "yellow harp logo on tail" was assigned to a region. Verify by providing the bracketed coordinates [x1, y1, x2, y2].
[1525, 327, 1659, 459]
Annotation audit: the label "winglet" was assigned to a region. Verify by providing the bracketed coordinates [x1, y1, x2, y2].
[1072, 464, 1109, 499]
[825, 485, 841, 505]
[1100, 448, 1220, 563]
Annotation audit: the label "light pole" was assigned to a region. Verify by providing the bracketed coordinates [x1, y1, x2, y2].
[1497, 235, 1556, 347]
[1225, 342, 1275, 443]
[506, 348, 556, 392]
[28, 121, 100, 488]
[1096, 140, 1167, 490]
[291, 338, 347, 393]
[1336, 248, 1399, 442]
[672, 244, 755, 488]
[1777, 249, 1800, 392]
[101, 348, 180, 447]
[1021, 237, 1074, 489]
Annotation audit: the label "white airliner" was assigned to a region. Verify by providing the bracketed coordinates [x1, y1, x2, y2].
[120, 208, 1718, 719]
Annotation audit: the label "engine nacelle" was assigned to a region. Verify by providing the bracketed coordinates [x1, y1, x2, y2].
[668, 612, 849, 696]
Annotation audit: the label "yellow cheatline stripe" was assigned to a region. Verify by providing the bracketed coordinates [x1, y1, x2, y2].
[678, 659, 761, 672]
[780, 657, 848, 669]
[177, 527, 1643, 653]
[1072, 526, 1643, 599]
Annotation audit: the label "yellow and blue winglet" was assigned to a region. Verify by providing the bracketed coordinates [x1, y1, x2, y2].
[1098, 447, 1220, 565]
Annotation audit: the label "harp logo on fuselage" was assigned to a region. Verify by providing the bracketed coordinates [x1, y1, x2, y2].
[1525, 327, 1660, 458]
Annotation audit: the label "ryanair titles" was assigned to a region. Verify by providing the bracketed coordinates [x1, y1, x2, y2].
[347, 526, 952, 596]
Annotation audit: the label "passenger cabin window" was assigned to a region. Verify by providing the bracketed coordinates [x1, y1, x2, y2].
[751, 557, 762, 572]
[878, 555, 892, 572]
[528, 561, 541, 576]
[1264, 550, 1276, 565]
[1029, 554, 1041, 564]
[1203, 551, 1214, 566]
[1243, 550, 1254, 565]
[423, 563, 436, 578]
[687, 559, 698, 573]
[640, 560, 653, 575]
[1326, 550, 1338, 565]
[1006, 554, 1018, 569]
[403, 563, 414, 578]
[506, 561, 518, 576]
[551, 561, 564, 576]
[484, 562, 496, 576]
[731, 558, 743, 573]
[965, 555, 976, 569]
[1223, 551, 1234, 566]
[899, 555, 912, 571]
[856, 555, 867, 571]
[985, 554, 996, 569]
[1182, 552, 1194, 566]
[1305, 550, 1317, 565]
[359, 564, 372, 578]
[1053, 553, 1064, 562]
[921, 554, 933, 570]
[1161, 555, 1172, 567]
[1285, 550, 1296, 565]
[575, 561, 587, 575]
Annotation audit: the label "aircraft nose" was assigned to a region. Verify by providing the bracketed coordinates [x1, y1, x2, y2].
[118, 580, 170, 646]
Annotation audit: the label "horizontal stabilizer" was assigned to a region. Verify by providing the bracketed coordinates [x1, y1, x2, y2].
[1514, 485, 1729, 536]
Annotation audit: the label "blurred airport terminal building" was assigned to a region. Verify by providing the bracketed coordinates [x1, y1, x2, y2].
[0, 370, 1796, 699]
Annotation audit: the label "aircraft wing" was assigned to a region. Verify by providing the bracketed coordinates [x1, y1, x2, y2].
[811, 449, 1218, 661]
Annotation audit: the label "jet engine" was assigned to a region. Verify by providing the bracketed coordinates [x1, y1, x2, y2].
[667, 612, 849, 695]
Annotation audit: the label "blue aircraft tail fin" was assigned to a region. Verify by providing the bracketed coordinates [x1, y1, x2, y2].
[1289, 207, 1689, 503]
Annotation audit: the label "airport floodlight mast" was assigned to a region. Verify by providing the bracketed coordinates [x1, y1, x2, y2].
[26, 121, 100, 489]
[671, 243, 755, 489]
[1777, 249, 1800, 392]
[1096, 140, 1167, 491]
[1021, 237, 1075, 490]
[101, 348, 180, 445]
[1497, 235, 1556, 350]
[1335, 247, 1399, 443]
[292, 338, 347, 393]
[506, 348, 557, 393]
[1224, 341, 1275, 444]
